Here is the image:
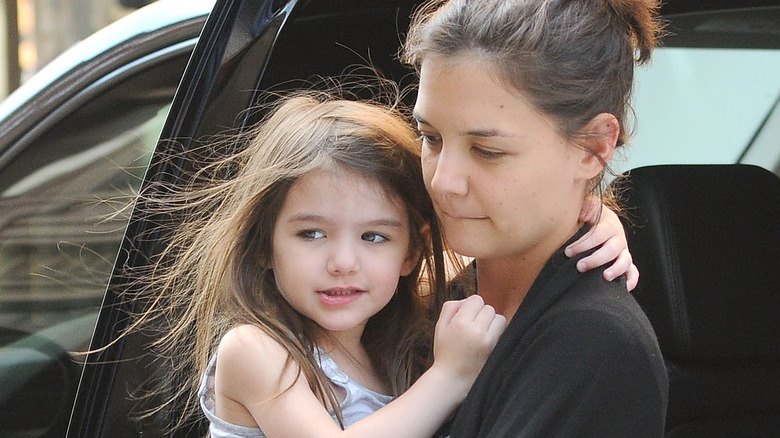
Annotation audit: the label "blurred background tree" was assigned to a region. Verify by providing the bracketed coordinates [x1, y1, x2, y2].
[1, 0, 155, 99]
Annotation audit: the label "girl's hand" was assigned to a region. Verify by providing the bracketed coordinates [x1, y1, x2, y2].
[566, 198, 639, 291]
[431, 295, 506, 387]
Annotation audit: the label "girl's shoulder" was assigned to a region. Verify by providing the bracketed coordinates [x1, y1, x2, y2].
[219, 324, 283, 352]
[215, 324, 298, 395]
[217, 324, 291, 363]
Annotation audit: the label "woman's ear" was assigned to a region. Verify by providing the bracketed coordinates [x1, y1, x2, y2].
[578, 113, 619, 179]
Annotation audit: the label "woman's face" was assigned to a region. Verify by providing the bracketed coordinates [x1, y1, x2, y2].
[413, 55, 590, 263]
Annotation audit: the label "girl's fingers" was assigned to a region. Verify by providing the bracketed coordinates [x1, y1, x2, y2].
[473, 302, 497, 327]
[601, 247, 632, 280]
[487, 313, 507, 340]
[625, 263, 640, 291]
[574, 236, 621, 272]
[437, 299, 463, 326]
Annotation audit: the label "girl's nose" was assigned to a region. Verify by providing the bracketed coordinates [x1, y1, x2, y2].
[326, 240, 359, 275]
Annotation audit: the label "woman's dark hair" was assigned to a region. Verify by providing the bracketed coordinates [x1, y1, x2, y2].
[403, 0, 664, 193]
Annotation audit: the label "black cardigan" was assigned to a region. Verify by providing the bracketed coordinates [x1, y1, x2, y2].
[448, 229, 669, 437]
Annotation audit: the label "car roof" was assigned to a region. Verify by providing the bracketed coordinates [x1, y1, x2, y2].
[2, 0, 772, 124]
[0, 0, 215, 122]
[662, 0, 779, 14]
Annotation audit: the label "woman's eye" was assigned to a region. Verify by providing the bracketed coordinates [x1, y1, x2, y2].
[362, 232, 388, 244]
[418, 132, 441, 146]
[473, 147, 504, 159]
[299, 229, 325, 240]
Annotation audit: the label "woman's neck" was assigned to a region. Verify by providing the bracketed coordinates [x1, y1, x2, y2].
[476, 256, 543, 321]
[476, 223, 581, 321]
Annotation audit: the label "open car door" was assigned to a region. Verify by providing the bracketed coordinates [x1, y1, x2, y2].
[68, 0, 421, 436]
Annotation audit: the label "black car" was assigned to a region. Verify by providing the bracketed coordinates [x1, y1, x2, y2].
[0, 1, 214, 436]
[0, 0, 777, 437]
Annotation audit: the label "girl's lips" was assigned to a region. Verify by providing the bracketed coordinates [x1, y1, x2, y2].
[317, 289, 365, 307]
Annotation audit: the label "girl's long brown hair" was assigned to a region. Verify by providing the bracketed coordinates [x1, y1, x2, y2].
[120, 89, 449, 430]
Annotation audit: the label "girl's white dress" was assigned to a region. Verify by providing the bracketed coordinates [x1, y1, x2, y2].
[198, 349, 393, 438]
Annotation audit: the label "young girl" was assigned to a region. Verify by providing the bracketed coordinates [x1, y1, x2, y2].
[130, 90, 636, 436]
[195, 94, 507, 437]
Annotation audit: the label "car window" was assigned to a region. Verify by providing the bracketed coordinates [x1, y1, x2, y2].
[618, 8, 780, 177]
[623, 47, 780, 174]
[0, 68, 181, 438]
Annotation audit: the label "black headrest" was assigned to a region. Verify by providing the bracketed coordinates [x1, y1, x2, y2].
[612, 164, 780, 365]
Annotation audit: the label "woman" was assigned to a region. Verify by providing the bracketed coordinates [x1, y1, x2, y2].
[402, 0, 669, 435]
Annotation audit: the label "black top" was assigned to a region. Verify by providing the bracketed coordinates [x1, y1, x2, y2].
[448, 228, 669, 437]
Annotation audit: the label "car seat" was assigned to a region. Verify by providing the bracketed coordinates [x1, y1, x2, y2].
[611, 164, 780, 437]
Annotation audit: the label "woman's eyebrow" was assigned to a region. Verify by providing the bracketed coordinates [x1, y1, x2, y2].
[414, 113, 518, 138]
[412, 112, 429, 126]
[465, 128, 516, 138]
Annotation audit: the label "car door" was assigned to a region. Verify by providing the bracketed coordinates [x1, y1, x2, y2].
[68, 1, 422, 436]
[0, 2, 212, 437]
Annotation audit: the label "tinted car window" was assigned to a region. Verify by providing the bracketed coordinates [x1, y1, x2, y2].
[621, 8, 780, 176]
[0, 52, 189, 438]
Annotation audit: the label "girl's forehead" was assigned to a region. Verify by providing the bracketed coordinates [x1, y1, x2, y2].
[277, 169, 411, 233]
[293, 168, 405, 210]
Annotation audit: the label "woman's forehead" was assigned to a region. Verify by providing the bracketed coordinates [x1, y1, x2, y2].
[414, 56, 549, 135]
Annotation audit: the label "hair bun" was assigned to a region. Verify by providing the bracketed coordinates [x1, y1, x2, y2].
[604, 0, 664, 63]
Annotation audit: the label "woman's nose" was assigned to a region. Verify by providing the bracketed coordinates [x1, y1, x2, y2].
[428, 146, 468, 197]
[326, 240, 359, 275]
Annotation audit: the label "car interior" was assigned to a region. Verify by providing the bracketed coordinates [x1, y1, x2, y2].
[611, 164, 780, 436]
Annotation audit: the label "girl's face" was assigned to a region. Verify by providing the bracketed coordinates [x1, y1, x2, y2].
[413, 55, 591, 264]
[272, 168, 417, 340]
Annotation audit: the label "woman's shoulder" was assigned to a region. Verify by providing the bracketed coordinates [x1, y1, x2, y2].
[527, 285, 663, 370]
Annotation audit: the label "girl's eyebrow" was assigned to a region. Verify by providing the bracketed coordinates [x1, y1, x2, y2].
[287, 213, 327, 223]
[366, 219, 405, 229]
[287, 213, 404, 229]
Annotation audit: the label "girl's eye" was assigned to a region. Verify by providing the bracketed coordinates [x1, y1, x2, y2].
[362, 232, 388, 244]
[299, 229, 325, 240]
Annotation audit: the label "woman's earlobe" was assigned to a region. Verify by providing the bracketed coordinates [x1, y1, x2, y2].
[420, 223, 432, 239]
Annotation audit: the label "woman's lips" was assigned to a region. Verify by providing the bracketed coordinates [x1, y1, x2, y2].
[440, 209, 488, 220]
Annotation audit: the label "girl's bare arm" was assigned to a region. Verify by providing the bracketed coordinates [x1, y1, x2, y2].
[215, 295, 505, 438]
